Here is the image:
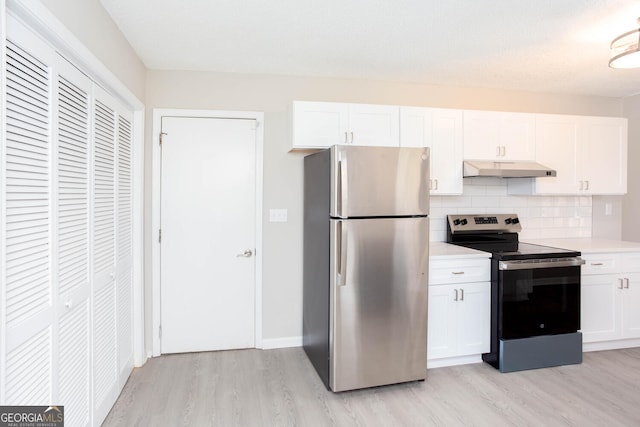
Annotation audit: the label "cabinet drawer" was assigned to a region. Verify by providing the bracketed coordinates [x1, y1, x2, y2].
[581, 254, 619, 275]
[429, 258, 490, 285]
[621, 253, 640, 273]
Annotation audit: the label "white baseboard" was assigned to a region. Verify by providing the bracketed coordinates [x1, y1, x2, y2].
[583, 339, 640, 352]
[427, 354, 483, 369]
[260, 336, 303, 350]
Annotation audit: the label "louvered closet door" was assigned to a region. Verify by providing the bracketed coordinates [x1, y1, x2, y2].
[2, 15, 135, 426]
[91, 85, 119, 423]
[2, 18, 55, 405]
[55, 55, 92, 427]
[116, 110, 134, 387]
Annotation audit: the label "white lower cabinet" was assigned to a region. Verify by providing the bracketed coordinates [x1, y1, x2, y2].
[581, 253, 640, 350]
[428, 257, 490, 367]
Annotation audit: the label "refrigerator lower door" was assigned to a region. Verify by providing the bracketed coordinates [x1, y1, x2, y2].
[330, 217, 429, 391]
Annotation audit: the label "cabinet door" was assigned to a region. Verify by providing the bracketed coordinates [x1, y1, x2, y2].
[579, 116, 627, 195]
[463, 110, 535, 161]
[348, 104, 399, 147]
[292, 101, 349, 148]
[463, 110, 500, 159]
[456, 282, 490, 356]
[431, 109, 463, 194]
[581, 274, 620, 343]
[533, 114, 580, 194]
[501, 112, 536, 160]
[399, 107, 463, 194]
[427, 285, 458, 360]
[621, 273, 640, 338]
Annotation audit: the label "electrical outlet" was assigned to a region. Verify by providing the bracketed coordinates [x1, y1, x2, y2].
[605, 203, 613, 216]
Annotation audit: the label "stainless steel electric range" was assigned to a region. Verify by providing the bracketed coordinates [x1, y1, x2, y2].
[447, 214, 585, 373]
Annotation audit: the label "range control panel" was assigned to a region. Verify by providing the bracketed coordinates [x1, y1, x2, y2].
[447, 214, 522, 234]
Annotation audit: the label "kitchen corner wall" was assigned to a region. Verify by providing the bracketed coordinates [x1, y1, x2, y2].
[430, 178, 593, 242]
[146, 70, 626, 346]
[623, 94, 640, 242]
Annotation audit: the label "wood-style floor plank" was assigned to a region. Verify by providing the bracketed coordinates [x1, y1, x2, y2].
[103, 347, 640, 426]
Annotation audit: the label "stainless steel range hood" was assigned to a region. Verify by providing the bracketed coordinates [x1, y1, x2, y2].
[463, 160, 557, 178]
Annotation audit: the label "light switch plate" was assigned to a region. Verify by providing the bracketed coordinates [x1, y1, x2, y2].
[269, 208, 288, 222]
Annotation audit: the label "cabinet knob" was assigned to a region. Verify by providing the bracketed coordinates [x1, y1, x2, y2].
[624, 278, 630, 289]
[618, 278, 624, 289]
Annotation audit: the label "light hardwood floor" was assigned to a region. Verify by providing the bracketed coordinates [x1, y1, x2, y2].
[103, 347, 640, 426]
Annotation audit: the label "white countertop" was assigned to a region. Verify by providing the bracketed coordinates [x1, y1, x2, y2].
[429, 242, 491, 259]
[523, 238, 640, 254]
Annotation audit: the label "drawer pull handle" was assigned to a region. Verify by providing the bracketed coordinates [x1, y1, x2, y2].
[452, 271, 465, 275]
[619, 279, 624, 289]
[590, 263, 604, 266]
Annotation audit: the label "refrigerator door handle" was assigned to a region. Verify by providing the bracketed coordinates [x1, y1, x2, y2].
[337, 221, 347, 286]
[338, 153, 348, 218]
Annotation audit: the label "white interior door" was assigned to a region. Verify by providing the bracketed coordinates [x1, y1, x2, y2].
[160, 116, 256, 354]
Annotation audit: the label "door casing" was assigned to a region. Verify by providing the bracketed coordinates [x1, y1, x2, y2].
[151, 109, 264, 356]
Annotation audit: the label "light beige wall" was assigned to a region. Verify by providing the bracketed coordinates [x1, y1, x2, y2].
[146, 70, 624, 342]
[40, 0, 146, 102]
[623, 95, 640, 241]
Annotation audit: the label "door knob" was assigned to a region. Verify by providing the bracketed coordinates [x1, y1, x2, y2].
[237, 249, 253, 258]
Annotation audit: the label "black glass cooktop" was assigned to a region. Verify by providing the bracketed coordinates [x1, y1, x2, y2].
[455, 241, 581, 260]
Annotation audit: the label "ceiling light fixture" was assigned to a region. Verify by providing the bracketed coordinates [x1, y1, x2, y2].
[609, 18, 640, 68]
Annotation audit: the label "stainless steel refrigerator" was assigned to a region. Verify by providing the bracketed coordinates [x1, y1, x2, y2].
[303, 145, 430, 392]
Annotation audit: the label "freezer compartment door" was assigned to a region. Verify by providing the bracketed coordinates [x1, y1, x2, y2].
[330, 217, 429, 391]
[331, 145, 430, 218]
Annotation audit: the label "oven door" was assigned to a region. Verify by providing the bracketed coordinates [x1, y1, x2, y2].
[498, 258, 583, 339]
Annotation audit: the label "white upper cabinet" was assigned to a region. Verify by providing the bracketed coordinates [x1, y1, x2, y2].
[578, 116, 627, 195]
[400, 107, 463, 195]
[292, 101, 399, 149]
[509, 114, 627, 195]
[463, 110, 536, 161]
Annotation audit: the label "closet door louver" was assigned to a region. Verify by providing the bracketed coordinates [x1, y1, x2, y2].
[55, 56, 92, 427]
[116, 114, 134, 385]
[3, 33, 53, 404]
[91, 86, 119, 423]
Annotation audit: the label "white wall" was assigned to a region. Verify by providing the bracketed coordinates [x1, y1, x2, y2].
[146, 70, 625, 343]
[623, 94, 640, 241]
[39, 0, 146, 102]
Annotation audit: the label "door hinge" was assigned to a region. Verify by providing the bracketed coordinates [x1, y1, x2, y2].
[158, 229, 162, 243]
[159, 132, 167, 145]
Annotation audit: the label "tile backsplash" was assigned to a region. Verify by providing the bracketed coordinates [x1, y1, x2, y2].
[430, 178, 592, 242]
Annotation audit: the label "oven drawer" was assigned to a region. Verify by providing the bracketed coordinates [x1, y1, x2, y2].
[429, 258, 490, 285]
[581, 254, 619, 275]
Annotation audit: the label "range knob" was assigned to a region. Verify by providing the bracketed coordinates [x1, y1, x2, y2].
[512, 217, 520, 224]
[453, 219, 461, 226]
[460, 218, 468, 225]
[505, 218, 512, 224]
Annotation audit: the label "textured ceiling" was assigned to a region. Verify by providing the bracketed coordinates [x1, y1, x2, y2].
[100, 0, 640, 97]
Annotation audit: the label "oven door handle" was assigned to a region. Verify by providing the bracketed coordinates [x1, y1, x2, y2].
[499, 257, 585, 270]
